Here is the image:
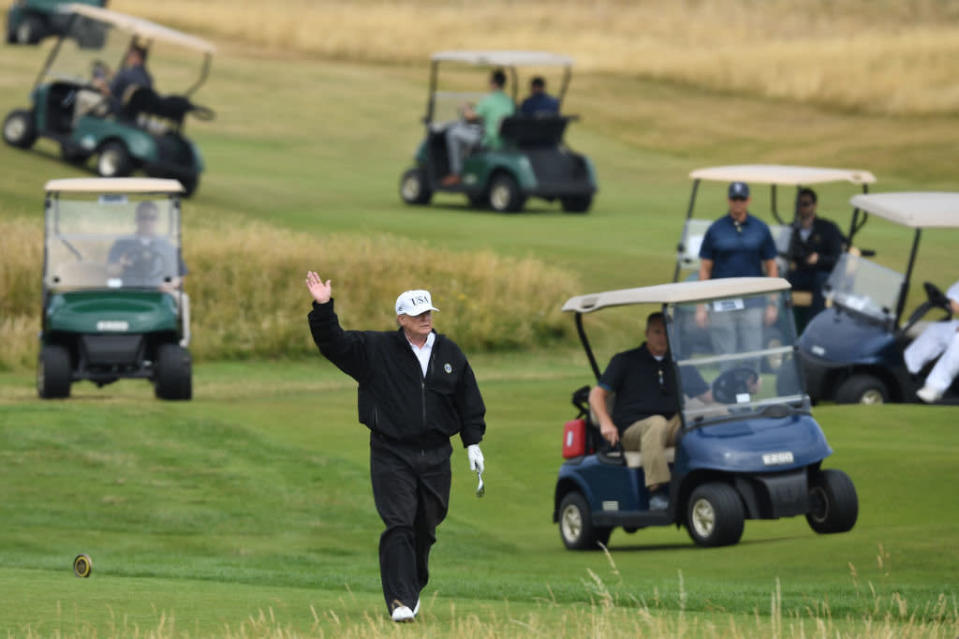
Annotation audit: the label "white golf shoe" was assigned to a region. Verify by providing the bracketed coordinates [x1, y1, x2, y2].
[917, 385, 943, 403]
[413, 598, 420, 616]
[391, 604, 415, 623]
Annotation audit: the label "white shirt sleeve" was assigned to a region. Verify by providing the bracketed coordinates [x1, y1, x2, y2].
[947, 280, 959, 305]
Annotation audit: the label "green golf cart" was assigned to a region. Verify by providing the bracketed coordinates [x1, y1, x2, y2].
[399, 50, 597, 213]
[5, 0, 104, 45]
[2, 4, 215, 196]
[38, 177, 192, 400]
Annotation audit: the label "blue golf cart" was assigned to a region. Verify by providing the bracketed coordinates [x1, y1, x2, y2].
[554, 278, 858, 549]
[798, 192, 959, 404]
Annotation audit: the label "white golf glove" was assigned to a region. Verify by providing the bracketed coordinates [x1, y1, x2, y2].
[467, 444, 484, 474]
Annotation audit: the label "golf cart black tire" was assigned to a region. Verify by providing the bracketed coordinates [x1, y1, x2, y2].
[806, 468, 858, 534]
[38, 344, 72, 399]
[3, 109, 37, 149]
[15, 15, 43, 44]
[835, 374, 888, 405]
[61, 145, 90, 166]
[560, 195, 592, 213]
[399, 168, 432, 205]
[467, 193, 489, 209]
[97, 141, 133, 178]
[155, 343, 192, 400]
[685, 482, 745, 547]
[488, 173, 525, 213]
[558, 491, 611, 550]
[179, 174, 199, 198]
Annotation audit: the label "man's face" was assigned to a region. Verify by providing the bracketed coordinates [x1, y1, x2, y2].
[136, 212, 158, 236]
[798, 195, 817, 222]
[646, 319, 668, 357]
[728, 196, 749, 221]
[398, 311, 433, 340]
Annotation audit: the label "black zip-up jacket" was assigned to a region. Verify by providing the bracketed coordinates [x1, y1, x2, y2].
[308, 299, 486, 449]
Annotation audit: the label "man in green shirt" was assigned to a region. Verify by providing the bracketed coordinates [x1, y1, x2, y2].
[442, 68, 515, 186]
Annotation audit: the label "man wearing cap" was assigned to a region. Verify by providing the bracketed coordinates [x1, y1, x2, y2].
[696, 182, 779, 365]
[305, 273, 486, 623]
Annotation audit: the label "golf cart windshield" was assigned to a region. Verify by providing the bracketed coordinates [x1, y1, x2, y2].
[41, 5, 213, 96]
[45, 193, 183, 291]
[667, 290, 805, 426]
[823, 253, 903, 325]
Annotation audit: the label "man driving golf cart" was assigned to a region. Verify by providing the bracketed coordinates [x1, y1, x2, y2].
[2, 4, 215, 196]
[38, 177, 192, 400]
[554, 278, 857, 549]
[399, 50, 597, 213]
[798, 192, 959, 404]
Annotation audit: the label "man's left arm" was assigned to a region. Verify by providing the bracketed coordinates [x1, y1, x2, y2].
[455, 359, 486, 448]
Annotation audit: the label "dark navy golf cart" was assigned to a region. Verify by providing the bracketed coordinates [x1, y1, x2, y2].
[554, 278, 858, 549]
[798, 192, 959, 404]
[399, 50, 597, 213]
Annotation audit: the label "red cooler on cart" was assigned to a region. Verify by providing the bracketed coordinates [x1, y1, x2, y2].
[562, 418, 587, 458]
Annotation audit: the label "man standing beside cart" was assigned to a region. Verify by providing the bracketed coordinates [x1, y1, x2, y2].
[696, 181, 779, 367]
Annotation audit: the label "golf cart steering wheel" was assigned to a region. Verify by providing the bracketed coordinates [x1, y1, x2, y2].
[924, 282, 952, 315]
[712, 367, 759, 405]
[120, 245, 171, 285]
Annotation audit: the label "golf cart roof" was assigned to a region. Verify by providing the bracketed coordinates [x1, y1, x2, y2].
[63, 3, 216, 54]
[562, 278, 791, 313]
[689, 165, 876, 186]
[45, 178, 185, 194]
[431, 50, 573, 67]
[849, 192, 959, 229]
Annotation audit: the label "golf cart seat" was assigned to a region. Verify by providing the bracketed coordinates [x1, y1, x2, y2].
[121, 86, 209, 126]
[624, 448, 676, 469]
[499, 114, 573, 148]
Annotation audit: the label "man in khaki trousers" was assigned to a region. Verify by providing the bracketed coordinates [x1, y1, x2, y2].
[589, 312, 712, 510]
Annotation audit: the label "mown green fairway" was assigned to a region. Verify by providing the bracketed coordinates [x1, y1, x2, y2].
[2, 22, 959, 637]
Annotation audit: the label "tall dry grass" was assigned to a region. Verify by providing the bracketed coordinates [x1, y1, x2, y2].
[113, 0, 959, 115]
[14, 569, 959, 638]
[0, 217, 578, 370]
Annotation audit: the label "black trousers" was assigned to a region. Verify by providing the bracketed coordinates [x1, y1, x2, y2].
[369, 433, 452, 613]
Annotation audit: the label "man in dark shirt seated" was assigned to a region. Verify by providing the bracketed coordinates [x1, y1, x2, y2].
[94, 43, 153, 114]
[589, 312, 712, 510]
[519, 76, 559, 116]
[787, 187, 845, 316]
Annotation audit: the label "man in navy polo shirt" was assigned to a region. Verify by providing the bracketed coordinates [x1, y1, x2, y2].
[696, 181, 779, 367]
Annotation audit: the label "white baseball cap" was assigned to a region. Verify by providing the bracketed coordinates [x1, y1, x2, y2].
[395, 289, 439, 316]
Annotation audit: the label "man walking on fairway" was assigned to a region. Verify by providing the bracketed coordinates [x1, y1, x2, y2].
[305, 273, 487, 622]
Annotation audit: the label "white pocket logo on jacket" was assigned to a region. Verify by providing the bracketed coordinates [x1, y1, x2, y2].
[444, 363, 452, 374]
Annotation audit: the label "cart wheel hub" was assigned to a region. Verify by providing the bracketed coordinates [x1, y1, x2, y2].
[691, 497, 716, 537]
[561, 503, 582, 542]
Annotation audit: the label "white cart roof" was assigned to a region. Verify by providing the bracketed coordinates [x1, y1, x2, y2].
[64, 4, 216, 54]
[431, 50, 573, 67]
[690, 164, 876, 186]
[849, 192, 959, 229]
[45, 178, 185, 194]
[562, 278, 791, 313]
